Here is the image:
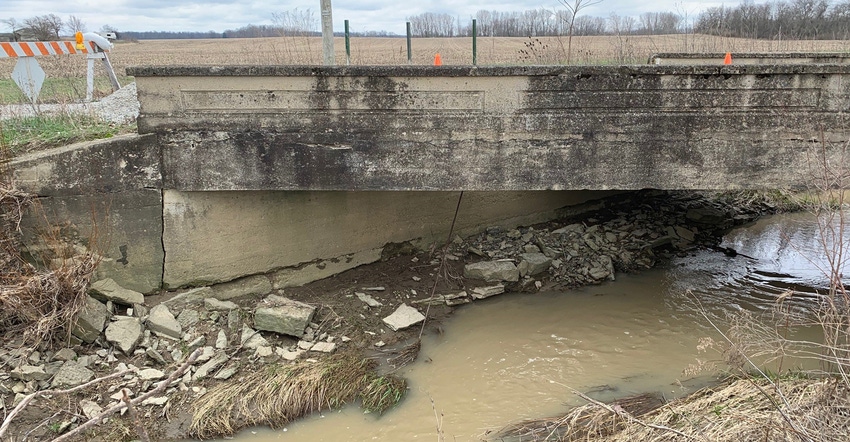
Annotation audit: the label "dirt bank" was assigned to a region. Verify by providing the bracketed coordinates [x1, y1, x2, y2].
[0, 190, 791, 441]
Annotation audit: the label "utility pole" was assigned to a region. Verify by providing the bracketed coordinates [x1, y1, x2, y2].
[320, 0, 335, 65]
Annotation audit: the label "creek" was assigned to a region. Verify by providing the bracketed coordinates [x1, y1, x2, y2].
[225, 211, 842, 442]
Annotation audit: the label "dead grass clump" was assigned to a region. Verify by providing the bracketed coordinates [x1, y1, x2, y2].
[493, 392, 663, 441]
[493, 378, 849, 441]
[190, 353, 407, 439]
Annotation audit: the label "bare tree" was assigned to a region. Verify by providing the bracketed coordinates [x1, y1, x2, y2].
[23, 14, 63, 40]
[1, 18, 19, 33]
[65, 15, 86, 34]
[271, 8, 318, 36]
[556, 0, 603, 64]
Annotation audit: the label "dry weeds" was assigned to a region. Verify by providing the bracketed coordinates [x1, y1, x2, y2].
[189, 352, 406, 439]
[0, 125, 98, 348]
[492, 378, 849, 441]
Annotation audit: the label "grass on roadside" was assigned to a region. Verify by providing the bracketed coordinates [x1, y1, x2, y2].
[0, 113, 134, 156]
[0, 77, 135, 105]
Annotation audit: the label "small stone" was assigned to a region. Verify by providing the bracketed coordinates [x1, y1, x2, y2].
[11, 365, 50, 382]
[256, 346, 273, 357]
[195, 346, 216, 362]
[71, 296, 109, 344]
[471, 284, 506, 300]
[27, 351, 40, 365]
[310, 342, 336, 353]
[214, 366, 237, 380]
[240, 325, 269, 349]
[215, 330, 228, 349]
[146, 348, 167, 365]
[382, 304, 425, 331]
[80, 399, 102, 419]
[89, 279, 144, 306]
[412, 276, 421, 282]
[364, 287, 385, 291]
[464, 261, 519, 282]
[355, 292, 383, 307]
[275, 347, 303, 360]
[51, 362, 94, 388]
[105, 318, 143, 355]
[297, 340, 314, 351]
[141, 396, 168, 406]
[374, 341, 386, 348]
[176, 309, 200, 328]
[146, 304, 182, 339]
[203, 298, 239, 311]
[341, 336, 351, 342]
[193, 351, 228, 381]
[137, 368, 165, 381]
[52, 348, 77, 362]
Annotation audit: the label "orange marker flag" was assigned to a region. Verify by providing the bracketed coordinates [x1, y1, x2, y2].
[434, 53, 442, 66]
[723, 52, 732, 65]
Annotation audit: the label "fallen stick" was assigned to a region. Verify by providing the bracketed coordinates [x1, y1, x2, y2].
[0, 369, 131, 439]
[50, 348, 202, 442]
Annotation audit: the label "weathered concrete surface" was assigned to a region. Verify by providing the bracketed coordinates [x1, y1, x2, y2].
[650, 52, 850, 65]
[11, 134, 164, 294]
[162, 190, 609, 287]
[129, 65, 850, 192]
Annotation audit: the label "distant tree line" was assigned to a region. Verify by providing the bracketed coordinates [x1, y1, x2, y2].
[694, 0, 850, 39]
[405, 9, 687, 37]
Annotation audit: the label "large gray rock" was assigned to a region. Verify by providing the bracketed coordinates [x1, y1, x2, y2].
[253, 295, 315, 337]
[105, 318, 143, 355]
[212, 275, 272, 301]
[51, 361, 94, 388]
[71, 296, 109, 343]
[520, 253, 553, 276]
[11, 365, 50, 382]
[89, 278, 144, 306]
[464, 260, 520, 282]
[382, 304, 425, 331]
[147, 304, 182, 339]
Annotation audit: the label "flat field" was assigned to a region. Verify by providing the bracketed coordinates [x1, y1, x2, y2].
[0, 34, 848, 103]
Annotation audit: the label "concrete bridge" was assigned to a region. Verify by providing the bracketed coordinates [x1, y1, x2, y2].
[129, 64, 850, 191]
[12, 63, 850, 295]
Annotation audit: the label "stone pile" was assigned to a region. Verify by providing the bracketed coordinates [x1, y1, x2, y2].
[419, 191, 771, 306]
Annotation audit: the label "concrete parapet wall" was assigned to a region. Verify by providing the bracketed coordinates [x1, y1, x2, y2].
[129, 64, 850, 192]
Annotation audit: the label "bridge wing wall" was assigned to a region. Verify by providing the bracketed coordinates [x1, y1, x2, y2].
[128, 65, 850, 191]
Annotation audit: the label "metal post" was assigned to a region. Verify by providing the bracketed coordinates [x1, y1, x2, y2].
[472, 19, 477, 66]
[406, 22, 412, 65]
[344, 19, 351, 66]
[320, 0, 335, 65]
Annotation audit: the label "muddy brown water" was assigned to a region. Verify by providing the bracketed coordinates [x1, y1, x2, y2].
[222, 212, 841, 442]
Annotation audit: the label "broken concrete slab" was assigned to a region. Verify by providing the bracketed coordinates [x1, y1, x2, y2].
[253, 295, 315, 337]
[89, 278, 145, 306]
[464, 260, 520, 282]
[105, 317, 142, 355]
[71, 296, 109, 344]
[382, 304, 425, 331]
[146, 304, 182, 339]
[471, 284, 506, 300]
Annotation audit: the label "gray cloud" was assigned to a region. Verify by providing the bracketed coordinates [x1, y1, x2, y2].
[0, 0, 727, 34]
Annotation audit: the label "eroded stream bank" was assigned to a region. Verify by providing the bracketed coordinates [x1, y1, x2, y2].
[227, 210, 836, 442]
[0, 191, 805, 441]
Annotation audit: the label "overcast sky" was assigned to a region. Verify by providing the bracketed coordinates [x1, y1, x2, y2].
[1, 0, 728, 35]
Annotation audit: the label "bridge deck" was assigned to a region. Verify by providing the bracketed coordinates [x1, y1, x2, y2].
[128, 64, 850, 191]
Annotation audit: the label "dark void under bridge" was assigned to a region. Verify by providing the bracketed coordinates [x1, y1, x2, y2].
[128, 62, 850, 192]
